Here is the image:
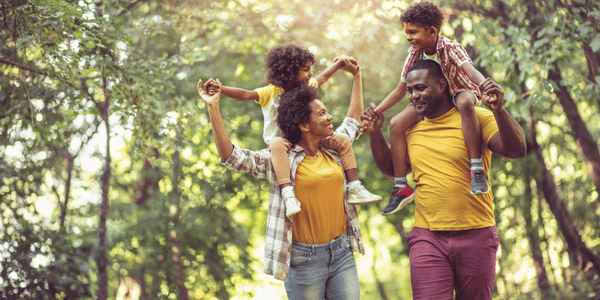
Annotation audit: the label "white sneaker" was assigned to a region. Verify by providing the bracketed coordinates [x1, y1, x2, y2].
[347, 184, 382, 205]
[285, 197, 301, 218]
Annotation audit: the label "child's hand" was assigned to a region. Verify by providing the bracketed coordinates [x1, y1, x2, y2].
[479, 78, 504, 111]
[198, 78, 221, 105]
[361, 119, 373, 133]
[340, 57, 361, 75]
[360, 103, 383, 133]
[206, 78, 222, 96]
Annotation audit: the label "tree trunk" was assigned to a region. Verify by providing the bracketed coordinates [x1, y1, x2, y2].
[528, 110, 600, 276]
[523, 159, 553, 297]
[548, 62, 600, 200]
[170, 148, 189, 300]
[59, 157, 73, 229]
[97, 104, 111, 300]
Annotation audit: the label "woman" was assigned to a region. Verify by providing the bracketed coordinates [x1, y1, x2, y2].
[197, 59, 365, 299]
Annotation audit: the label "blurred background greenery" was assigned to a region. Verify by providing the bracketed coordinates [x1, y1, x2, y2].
[1, 0, 599, 299]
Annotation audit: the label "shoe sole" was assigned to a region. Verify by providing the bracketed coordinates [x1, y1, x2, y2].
[348, 196, 382, 205]
[381, 193, 415, 216]
[471, 189, 490, 195]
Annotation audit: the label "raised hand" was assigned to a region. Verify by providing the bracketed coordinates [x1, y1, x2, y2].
[335, 55, 361, 75]
[197, 78, 221, 105]
[360, 103, 384, 133]
[479, 78, 504, 111]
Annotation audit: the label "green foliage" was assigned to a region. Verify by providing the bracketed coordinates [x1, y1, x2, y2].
[2, 0, 600, 298]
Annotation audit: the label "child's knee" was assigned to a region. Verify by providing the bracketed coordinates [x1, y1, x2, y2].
[269, 137, 292, 153]
[455, 92, 477, 111]
[390, 109, 418, 133]
[332, 134, 351, 146]
[323, 134, 351, 150]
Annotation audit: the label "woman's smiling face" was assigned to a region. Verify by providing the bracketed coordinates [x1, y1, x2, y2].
[303, 99, 334, 139]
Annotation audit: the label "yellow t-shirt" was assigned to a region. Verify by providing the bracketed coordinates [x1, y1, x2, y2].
[406, 107, 499, 231]
[254, 79, 319, 144]
[292, 149, 347, 244]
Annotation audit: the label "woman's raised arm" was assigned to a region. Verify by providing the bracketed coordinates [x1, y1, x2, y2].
[198, 78, 234, 161]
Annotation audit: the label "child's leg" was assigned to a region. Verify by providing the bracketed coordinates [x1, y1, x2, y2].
[320, 134, 358, 180]
[454, 91, 488, 195]
[269, 137, 301, 217]
[382, 105, 419, 215]
[454, 91, 482, 162]
[321, 134, 381, 205]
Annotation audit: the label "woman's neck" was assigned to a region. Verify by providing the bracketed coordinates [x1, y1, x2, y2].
[297, 135, 321, 157]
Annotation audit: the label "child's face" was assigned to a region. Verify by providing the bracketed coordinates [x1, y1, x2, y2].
[296, 62, 314, 86]
[404, 22, 438, 54]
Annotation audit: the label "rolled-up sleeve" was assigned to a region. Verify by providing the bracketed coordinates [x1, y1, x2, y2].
[335, 117, 362, 142]
[221, 145, 272, 179]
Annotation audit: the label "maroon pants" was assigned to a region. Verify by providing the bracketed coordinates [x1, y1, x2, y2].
[407, 226, 499, 300]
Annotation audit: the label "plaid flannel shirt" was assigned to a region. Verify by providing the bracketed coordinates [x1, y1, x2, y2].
[401, 35, 481, 98]
[222, 117, 365, 281]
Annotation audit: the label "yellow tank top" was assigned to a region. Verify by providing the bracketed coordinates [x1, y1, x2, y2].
[292, 149, 347, 244]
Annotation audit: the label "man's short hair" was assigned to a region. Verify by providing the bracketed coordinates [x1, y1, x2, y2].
[408, 60, 450, 96]
[276, 85, 318, 144]
[408, 59, 446, 82]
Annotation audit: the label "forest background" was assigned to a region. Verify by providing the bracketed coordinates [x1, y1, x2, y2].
[1, 0, 600, 299]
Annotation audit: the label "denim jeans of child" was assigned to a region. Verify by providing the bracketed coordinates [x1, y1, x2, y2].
[284, 232, 360, 300]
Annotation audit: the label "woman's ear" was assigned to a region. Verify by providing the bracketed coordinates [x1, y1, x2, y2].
[299, 123, 309, 132]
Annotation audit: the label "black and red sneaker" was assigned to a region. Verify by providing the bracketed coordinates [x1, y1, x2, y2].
[381, 186, 415, 216]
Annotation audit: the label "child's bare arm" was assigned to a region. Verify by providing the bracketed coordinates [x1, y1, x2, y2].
[460, 62, 499, 102]
[209, 80, 259, 101]
[376, 81, 408, 113]
[314, 55, 354, 86]
[460, 62, 486, 86]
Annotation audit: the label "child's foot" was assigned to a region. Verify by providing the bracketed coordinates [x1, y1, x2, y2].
[347, 183, 382, 205]
[285, 196, 301, 218]
[471, 170, 489, 195]
[381, 186, 414, 216]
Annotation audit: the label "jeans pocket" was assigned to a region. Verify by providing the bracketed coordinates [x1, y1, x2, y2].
[341, 234, 350, 250]
[290, 246, 311, 266]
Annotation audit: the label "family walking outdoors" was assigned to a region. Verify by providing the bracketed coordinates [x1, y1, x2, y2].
[198, 1, 527, 299]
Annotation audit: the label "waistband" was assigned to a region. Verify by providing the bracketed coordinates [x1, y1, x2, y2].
[291, 232, 348, 252]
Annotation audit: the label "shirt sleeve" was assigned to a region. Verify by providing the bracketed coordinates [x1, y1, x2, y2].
[400, 50, 416, 83]
[334, 117, 361, 141]
[446, 39, 472, 67]
[477, 108, 499, 146]
[254, 85, 283, 108]
[221, 145, 271, 179]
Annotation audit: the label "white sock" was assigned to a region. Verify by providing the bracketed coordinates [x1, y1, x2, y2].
[394, 177, 407, 188]
[281, 186, 295, 199]
[347, 180, 361, 190]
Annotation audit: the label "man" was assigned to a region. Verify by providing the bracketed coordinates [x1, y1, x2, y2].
[362, 59, 526, 299]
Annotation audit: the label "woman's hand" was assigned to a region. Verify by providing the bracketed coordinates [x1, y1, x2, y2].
[197, 78, 221, 106]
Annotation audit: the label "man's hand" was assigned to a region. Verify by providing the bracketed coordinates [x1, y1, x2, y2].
[197, 78, 221, 105]
[360, 103, 384, 133]
[479, 78, 504, 112]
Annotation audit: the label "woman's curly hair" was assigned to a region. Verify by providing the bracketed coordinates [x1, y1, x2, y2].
[276, 85, 318, 145]
[400, 1, 444, 31]
[265, 44, 315, 90]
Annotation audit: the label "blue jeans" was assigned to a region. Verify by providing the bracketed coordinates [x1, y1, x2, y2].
[285, 232, 361, 300]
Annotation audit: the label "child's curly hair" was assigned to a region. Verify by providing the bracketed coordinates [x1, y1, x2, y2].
[400, 1, 444, 31]
[265, 44, 315, 90]
[276, 85, 318, 145]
